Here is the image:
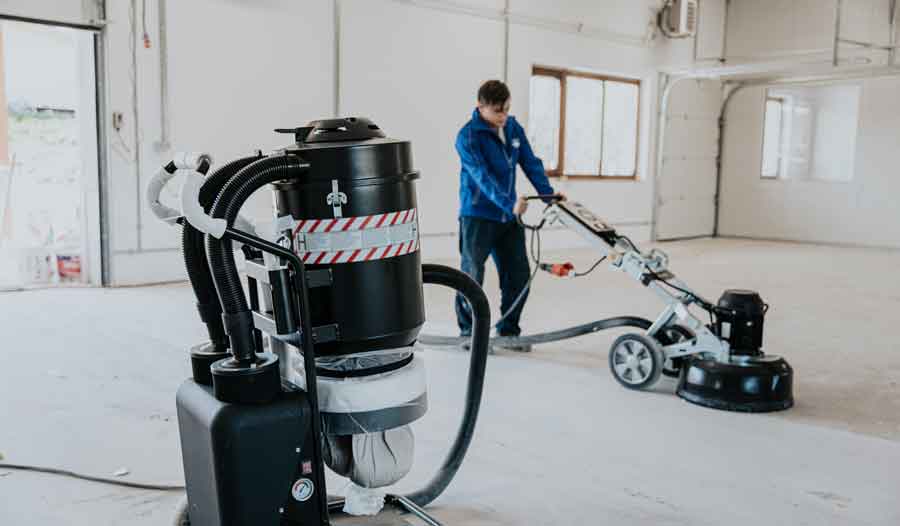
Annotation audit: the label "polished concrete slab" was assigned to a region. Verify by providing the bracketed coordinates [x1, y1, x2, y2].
[1, 239, 898, 525]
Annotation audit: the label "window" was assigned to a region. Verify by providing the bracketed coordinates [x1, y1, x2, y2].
[760, 85, 860, 182]
[761, 97, 784, 178]
[527, 66, 640, 179]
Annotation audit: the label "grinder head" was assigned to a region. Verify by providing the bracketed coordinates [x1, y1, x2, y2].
[676, 355, 794, 413]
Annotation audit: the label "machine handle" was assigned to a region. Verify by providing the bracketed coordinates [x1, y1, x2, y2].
[148, 154, 258, 237]
[522, 193, 564, 202]
[146, 164, 183, 225]
[173, 152, 213, 171]
[146, 153, 212, 225]
[515, 194, 565, 230]
[181, 175, 228, 238]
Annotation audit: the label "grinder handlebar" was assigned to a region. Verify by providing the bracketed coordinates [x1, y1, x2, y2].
[522, 193, 565, 202]
[515, 193, 565, 230]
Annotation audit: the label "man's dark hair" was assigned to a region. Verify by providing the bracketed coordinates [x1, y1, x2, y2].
[477, 80, 510, 106]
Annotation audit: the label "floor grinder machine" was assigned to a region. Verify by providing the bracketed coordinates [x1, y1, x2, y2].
[421, 196, 794, 413]
[147, 118, 491, 526]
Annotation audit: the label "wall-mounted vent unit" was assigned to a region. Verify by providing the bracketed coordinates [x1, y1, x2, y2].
[659, 0, 698, 39]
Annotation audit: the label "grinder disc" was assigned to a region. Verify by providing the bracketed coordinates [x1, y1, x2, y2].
[676, 355, 794, 413]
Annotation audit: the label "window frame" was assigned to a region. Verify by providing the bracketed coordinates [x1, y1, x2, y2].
[531, 65, 641, 181]
[761, 95, 786, 180]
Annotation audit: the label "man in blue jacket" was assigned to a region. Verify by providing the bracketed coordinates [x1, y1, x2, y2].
[455, 80, 559, 352]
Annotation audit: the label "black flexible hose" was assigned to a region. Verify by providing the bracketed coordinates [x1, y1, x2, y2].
[0, 463, 185, 491]
[206, 154, 307, 360]
[417, 316, 653, 347]
[405, 264, 490, 507]
[182, 154, 262, 350]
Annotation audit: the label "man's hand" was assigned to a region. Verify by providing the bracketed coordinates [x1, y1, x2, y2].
[513, 196, 528, 216]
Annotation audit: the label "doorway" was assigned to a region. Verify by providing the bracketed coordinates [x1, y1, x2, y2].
[0, 20, 101, 288]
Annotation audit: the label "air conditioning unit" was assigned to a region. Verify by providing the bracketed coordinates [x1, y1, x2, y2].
[659, 0, 698, 39]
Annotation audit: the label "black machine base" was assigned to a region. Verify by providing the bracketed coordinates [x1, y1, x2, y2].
[176, 379, 328, 526]
[676, 355, 794, 413]
[210, 352, 281, 404]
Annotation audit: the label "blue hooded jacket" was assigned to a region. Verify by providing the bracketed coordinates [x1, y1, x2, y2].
[456, 108, 555, 223]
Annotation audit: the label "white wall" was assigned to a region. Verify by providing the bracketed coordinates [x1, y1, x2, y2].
[725, 0, 895, 64]
[339, 0, 703, 258]
[718, 77, 900, 248]
[507, 22, 660, 249]
[14, 0, 712, 284]
[103, 0, 335, 285]
[2, 23, 79, 108]
[339, 0, 505, 251]
[655, 78, 722, 240]
[99, 0, 708, 283]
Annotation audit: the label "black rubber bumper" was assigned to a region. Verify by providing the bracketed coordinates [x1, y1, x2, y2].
[676, 355, 794, 413]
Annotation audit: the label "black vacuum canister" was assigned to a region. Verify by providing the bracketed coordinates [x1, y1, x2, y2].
[715, 289, 767, 356]
[272, 118, 424, 356]
[677, 289, 793, 413]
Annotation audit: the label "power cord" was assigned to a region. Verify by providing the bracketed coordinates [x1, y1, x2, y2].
[0, 462, 185, 491]
[572, 256, 607, 278]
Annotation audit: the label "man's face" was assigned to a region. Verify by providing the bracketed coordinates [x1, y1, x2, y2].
[478, 99, 511, 129]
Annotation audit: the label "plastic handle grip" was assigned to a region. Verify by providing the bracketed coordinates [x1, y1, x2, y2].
[173, 152, 213, 170]
[181, 175, 227, 238]
[146, 166, 182, 224]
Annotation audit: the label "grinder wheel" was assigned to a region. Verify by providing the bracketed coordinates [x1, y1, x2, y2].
[608, 333, 665, 390]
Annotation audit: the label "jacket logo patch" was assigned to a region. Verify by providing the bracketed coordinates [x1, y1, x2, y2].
[512, 138, 521, 149]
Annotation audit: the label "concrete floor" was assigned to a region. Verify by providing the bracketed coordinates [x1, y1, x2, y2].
[1, 238, 898, 525]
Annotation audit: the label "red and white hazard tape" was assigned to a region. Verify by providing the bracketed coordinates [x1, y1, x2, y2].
[292, 208, 417, 234]
[290, 208, 420, 265]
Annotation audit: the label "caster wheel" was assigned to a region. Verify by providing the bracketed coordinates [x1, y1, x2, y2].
[654, 325, 694, 378]
[609, 333, 665, 390]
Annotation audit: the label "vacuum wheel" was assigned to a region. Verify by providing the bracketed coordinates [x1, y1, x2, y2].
[173, 497, 189, 526]
[653, 325, 694, 378]
[608, 333, 665, 390]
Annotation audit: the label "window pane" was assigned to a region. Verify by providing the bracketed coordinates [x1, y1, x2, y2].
[601, 81, 639, 176]
[564, 76, 604, 176]
[764, 85, 859, 182]
[761, 99, 783, 178]
[527, 75, 560, 171]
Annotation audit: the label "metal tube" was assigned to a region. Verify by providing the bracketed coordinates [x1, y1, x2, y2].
[502, 0, 510, 82]
[891, 0, 898, 65]
[94, 15, 112, 286]
[156, 0, 170, 150]
[333, 0, 341, 117]
[736, 65, 900, 87]
[713, 83, 747, 237]
[130, 0, 143, 251]
[0, 13, 105, 31]
[651, 73, 693, 241]
[222, 226, 331, 524]
[833, 0, 843, 66]
[388, 494, 443, 526]
[837, 37, 898, 50]
[721, 0, 730, 63]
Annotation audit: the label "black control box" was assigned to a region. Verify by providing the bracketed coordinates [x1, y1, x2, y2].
[176, 380, 326, 525]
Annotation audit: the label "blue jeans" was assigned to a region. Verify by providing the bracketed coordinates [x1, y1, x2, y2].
[455, 216, 530, 337]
